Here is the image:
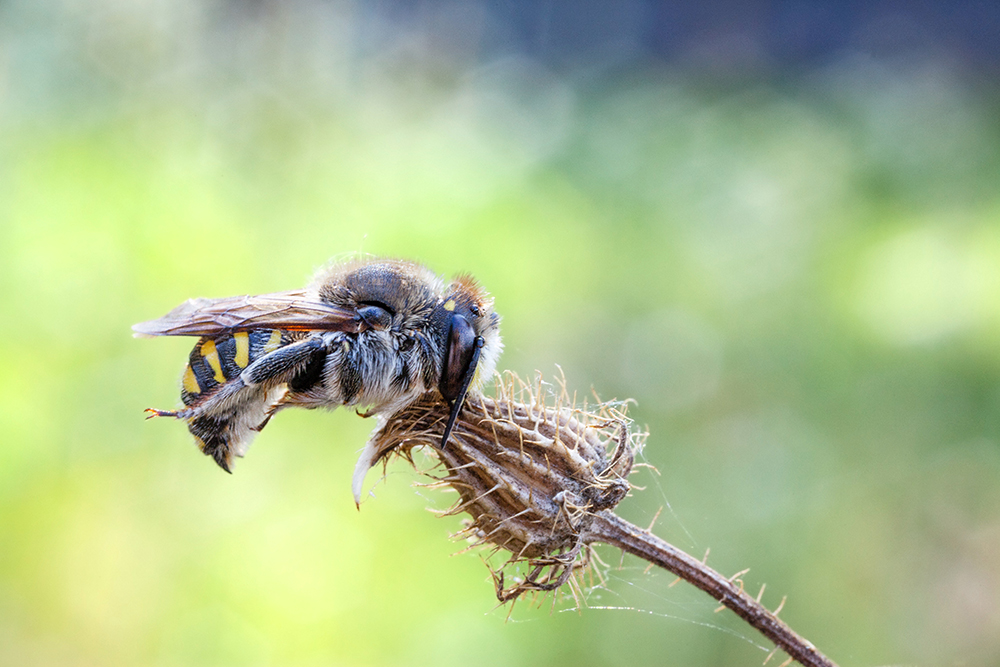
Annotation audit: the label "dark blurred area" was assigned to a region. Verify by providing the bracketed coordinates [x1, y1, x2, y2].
[360, 0, 1000, 74]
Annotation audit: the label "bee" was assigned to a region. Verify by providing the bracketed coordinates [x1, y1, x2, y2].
[134, 258, 502, 473]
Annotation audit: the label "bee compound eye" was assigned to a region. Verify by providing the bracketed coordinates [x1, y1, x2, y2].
[357, 302, 393, 330]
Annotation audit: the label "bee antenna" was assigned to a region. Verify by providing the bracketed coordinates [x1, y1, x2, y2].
[440, 336, 484, 449]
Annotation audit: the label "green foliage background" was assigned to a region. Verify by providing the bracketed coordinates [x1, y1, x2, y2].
[2, 3, 1000, 666]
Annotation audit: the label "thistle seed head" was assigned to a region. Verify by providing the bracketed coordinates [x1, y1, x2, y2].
[357, 371, 642, 600]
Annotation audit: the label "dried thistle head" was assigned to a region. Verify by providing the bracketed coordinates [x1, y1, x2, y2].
[354, 371, 643, 601]
[350, 374, 837, 666]
[350, 373, 838, 667]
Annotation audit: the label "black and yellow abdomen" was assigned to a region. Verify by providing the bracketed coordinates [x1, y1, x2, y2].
[181, 329, 287, 405]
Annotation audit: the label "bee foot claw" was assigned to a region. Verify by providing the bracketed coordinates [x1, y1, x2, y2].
[145, 408, 178, 420]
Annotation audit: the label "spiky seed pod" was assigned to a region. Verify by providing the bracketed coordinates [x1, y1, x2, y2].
[358, 371, 640, 600]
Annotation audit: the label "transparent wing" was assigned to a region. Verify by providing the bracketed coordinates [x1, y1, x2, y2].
[132, 290, 362, 337]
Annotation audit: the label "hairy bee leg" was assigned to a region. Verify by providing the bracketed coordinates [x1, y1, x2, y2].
[251, 390, 299, 432]
[252, 413, 273, 432]
[151, 340, 327, 473]
[145, 408, 179, 419]
[240, 336, 329, 387]
[174, 338, 331, 471]
[148, 378, 253, 423]
[185, 382, 286, 473]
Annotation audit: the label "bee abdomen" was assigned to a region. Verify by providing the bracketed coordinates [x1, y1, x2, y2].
[182, 330, 287, 405]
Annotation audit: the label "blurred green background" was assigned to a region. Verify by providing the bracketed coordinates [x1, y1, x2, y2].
[3, 2, 1000, 665]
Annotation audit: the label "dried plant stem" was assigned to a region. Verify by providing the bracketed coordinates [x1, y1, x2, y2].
[585, 511, 837, 667]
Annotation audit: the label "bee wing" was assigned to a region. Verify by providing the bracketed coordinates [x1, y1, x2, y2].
[132, 290, 362, 338]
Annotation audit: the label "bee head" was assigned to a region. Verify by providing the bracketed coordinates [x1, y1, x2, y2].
[437, 275, 502, 448]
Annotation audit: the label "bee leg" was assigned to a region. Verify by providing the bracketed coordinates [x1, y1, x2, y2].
[145, 408, 179, 419]
[240, 336, 330, 387]
[252, 412, 274, 432]
[236, 338, 332, 437]
[183, 381, 285, 473]
[154, 338, 330, 473]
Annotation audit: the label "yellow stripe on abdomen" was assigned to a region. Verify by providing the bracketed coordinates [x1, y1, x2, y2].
[263, 330, 283, 354]
[200, 339, 227, 383]
[182, 365, 201, 394]
[233, 331, 250, 368]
